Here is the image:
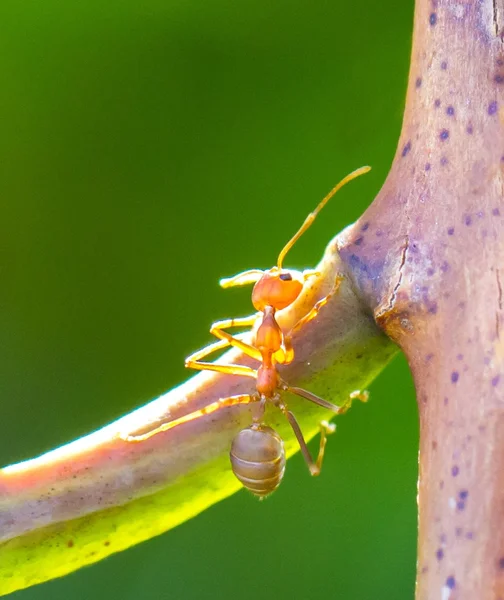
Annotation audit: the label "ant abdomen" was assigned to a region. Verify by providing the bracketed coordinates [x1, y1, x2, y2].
[230, 425, 286, 497]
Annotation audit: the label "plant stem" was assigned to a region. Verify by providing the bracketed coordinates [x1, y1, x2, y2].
[0, 241, 396, 596]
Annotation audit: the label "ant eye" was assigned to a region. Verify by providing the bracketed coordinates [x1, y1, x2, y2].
[279, 272, 292, 281]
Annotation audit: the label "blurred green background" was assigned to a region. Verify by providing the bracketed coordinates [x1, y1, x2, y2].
[1, 0, 418, 598]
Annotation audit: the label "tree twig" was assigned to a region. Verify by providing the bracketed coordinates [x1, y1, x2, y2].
[0, 240, 396, 596]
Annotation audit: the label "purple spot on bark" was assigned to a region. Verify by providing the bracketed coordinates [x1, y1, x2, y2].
[451, 371, 459, 383]
[499, 557, 504, 569]
[441, 156, 448, 166]
[452, 465, 460, 476]
[457, 353, 463, 360]
[349, 254, 361, 269]
[492, 375, 500, 386]
[416, 77, 422, 88]
[436, 548, 444, 560]
[425, 162, 431, 171]
[495, 74, 504, 84]
[440, 129, 449, 141]
[428, 302, 438, 314]
[493, 207, 501, 216]
[441, 61, 448, 70]
[402, 141, 411, 157]
[447, 227, 455, 235]
[466, 124, 473, 134]
[444, 397, 449, 405]
[465, 215, 472, 226]
[435, 98, 441, 108]
[456, 527, 463, 536]
[361, 222, 370, 231]
[429, 12, 437, 25]
[466, 531, 474, 540]
[459, 490, 468, 499]
[354, 237, 364, 246]
[427, 268, 435, 276]
[446, 576, 456, 589]
[489, 101, 498, 115]
[446, 105, 455, 116]
[456, 500, 465, 511]
[426, 353, 434, 361]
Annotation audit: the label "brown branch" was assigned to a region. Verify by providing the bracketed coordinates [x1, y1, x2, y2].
[339, 0, 504, 597]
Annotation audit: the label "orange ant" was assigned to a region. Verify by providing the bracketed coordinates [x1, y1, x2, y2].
[124, 166, 370, 496]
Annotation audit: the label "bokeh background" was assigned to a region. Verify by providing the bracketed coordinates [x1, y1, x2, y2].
[1, 1, 418, 598]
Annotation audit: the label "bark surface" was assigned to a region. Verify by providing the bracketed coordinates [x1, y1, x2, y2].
[338, 1, 504, 598]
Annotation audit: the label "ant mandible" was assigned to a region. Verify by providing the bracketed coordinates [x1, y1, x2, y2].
[125, 166, 370, 497]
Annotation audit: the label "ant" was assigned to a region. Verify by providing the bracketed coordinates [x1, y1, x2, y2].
[123, 166, 370, 497]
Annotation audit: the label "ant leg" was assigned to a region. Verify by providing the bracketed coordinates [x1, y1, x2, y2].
[185, 314, 259, 372]
[185, 338, 257, 379]
[315, 420, 337, 474]
[280, 382, 342, 413]
[338, 389, 370, 414]
[350, 390, 370, 403]
[302, 269, 320, 280]
[220, 270, 264, 289]
[281, 406, 336, 476]
[210, 316, 262, 362]
[211, 315, 259, 329]
[121, 394, 258, 442]
[280, 275, 344, 365]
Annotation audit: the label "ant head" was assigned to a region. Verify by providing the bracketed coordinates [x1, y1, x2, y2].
[221, 167, 371, 306]
[251, 269, 304, 312]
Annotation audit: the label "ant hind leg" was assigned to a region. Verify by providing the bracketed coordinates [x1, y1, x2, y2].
[281, 406, 336, 476]
[281, 382, 342, 414]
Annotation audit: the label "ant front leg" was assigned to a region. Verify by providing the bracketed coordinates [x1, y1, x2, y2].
[185, 314, 260, 378]
[209, 316, 262, 362]
[219, 270, 264, 288]
[281, 275, 344, 365]
[280, 406, 336, 476]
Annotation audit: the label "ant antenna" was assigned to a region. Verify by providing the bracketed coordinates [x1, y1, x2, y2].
[276, 165, 371, 269]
